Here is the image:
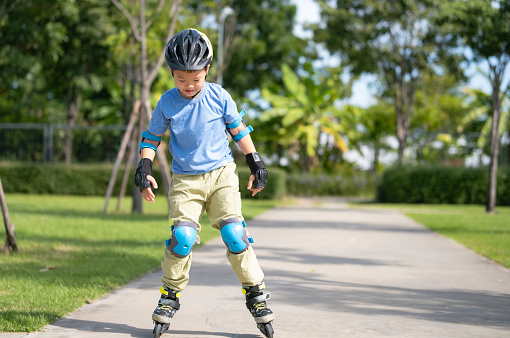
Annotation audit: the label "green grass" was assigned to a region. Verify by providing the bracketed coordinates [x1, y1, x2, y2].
[0, 194, 278, 332]
[351, 202, 510, 268]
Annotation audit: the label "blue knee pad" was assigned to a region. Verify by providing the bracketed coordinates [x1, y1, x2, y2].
[219, 218, 251, 254]
[166, 221, 197, 258]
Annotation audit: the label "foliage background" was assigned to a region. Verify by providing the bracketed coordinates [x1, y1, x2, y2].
[0, 0, 509, 203]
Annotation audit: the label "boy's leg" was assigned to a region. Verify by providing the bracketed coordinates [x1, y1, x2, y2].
[207, 163, 274, 326]
[161, 173, 206, 289]
[226, 246, 264, 285]
[206, 162, 264, 285]
[153, 173, 206, 324]
[161, 247, 193, 290]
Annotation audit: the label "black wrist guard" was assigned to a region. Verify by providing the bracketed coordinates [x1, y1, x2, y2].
[245, 152, 268, 189]
[134, 158, 153, 192]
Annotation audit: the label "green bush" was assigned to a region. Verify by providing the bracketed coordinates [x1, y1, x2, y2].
[0, 162, 166, 196]
[377, 165, 510, 205]
[286, 171, 379, 197]
[0, 162, 286, 200]
[237, 166, 287, 200]
[0, 161, 385, 199]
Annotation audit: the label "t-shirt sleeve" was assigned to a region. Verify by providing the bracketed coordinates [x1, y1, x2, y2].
[147, 100, 169, 135]
[222, 89, 239, 124]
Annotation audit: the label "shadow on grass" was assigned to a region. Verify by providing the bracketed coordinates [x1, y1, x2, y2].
[1, 235, 163, 283]
[0, 310, 61, 332]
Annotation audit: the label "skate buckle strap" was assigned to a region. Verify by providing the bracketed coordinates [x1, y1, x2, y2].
[242, 282, 265, 295]
[160, 286, 181, 298]
[160, 297, 181, 310]
[246, 293, 270, 308]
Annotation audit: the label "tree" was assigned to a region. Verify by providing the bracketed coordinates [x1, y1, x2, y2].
[108, 0, 181, 213]
[0, 177, 18, 253]
[259, 63, 351, 172]
[43, 1, 116, 163]
[312, 0, 461, 165]
[436, 0, 510, 213]
[413, 72, 468, 134]
[351, 102, 395, 172]
[410, 71, 470, 165]
[457, 88, 510, 164]
[184, 0, 310, 99]
[0, 0, 69, 124]
[0, 0, 120, 162]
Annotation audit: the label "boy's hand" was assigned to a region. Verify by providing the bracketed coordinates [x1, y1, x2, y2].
[245, 152, 268, 195]
[247, 174, 264, 196]
[134, 158, 158, 202]
[141, 175, 158, 202]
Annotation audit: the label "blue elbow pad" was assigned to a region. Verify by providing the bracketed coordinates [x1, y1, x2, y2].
[227, 110, 253, 142]
[227, 109, 247, 129]
[139, 130, 161, 153]
[141, 130, 162, 142]
[232, 125, 254, 142]
[139, 142, 158, 152]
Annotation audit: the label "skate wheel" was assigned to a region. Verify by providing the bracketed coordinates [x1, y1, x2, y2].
[153, 322, 170, 338]
[257, 322, 274, 338]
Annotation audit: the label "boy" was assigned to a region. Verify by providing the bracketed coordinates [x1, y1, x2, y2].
[134, 28, 275, 337]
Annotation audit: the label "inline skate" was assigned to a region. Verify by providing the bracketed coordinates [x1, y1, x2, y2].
[152, 286, 180, 338]
[243, 283, 275, 338]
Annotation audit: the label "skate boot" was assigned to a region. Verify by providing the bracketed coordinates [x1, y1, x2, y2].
[152, 286, 180, 338]
[243, 283, 275, 338]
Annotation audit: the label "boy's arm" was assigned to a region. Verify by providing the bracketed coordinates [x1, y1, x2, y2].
[227, 122, 268, 196]
[134, 135, 162, 202]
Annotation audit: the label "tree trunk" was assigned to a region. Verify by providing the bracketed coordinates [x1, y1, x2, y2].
[486, 69, 503, 213]
[131, 179, 143, 213]
[372, 143, 380, 172]
[117, 124, 138, 212]
[132, 0, 149, 214]
[64, 87, 83, 164]
[395, 105, 409, 165]
[103, 101, 140, 213]
[132, 108, 145, 214]
[0, 178, 18, 253]
[394, 76, 415, 166]
[396, 121, 406, 165]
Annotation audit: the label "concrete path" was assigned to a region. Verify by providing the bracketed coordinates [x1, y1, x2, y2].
[3, 198, 510, 338]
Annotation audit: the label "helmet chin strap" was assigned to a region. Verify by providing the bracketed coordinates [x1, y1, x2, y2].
[190, 73, 207, 99]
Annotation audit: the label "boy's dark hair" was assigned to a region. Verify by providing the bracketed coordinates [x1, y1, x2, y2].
[178, 66, 209, 74]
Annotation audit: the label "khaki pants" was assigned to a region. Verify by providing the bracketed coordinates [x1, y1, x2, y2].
[161, 162, 264, 290]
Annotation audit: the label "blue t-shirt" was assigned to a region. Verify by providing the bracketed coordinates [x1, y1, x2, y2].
[148, 82, 239, 175]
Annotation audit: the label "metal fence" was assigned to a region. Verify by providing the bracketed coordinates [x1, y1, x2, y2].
[0, 123, 508, 166]
[0, 123, 128, 163]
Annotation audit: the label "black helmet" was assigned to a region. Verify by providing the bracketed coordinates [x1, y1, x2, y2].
[165, 28, 213, 71]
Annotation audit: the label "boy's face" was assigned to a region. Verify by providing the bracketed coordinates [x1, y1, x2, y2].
[170, 66, 209, 99]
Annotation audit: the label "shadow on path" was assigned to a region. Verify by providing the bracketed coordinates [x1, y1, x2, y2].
[51, 318, 260, 338]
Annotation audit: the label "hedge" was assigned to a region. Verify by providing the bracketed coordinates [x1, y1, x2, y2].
[0, 162, 381, 198]
[0, 162, 286, 200]
[377, 165, 510, 205]
[237, 166, 287, 200]
[286, 171, 379, 197]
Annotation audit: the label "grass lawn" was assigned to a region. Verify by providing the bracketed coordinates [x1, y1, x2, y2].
[351, 202, 510, 269]
[0, 194, 278, 332]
